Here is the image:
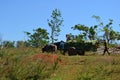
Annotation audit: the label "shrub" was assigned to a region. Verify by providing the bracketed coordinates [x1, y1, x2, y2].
[0, 48, 58, 80]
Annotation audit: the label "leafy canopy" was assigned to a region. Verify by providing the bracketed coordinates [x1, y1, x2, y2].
[48, 9, 63, 43]
[25, 27, 49, 47]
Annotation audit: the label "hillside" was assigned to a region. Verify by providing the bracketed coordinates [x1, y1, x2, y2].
[0, 48, 120, 80]
[49, 55, 120, 80]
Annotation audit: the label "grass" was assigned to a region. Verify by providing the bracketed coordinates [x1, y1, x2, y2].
[0, 48, 56, 80]
[50, 55, 120, 80]
[0, 48, 120, 80]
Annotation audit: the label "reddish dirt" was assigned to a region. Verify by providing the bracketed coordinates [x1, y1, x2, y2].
[32, 53, 62, 65]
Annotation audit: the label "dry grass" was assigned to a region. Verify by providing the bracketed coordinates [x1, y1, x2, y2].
[1, 48, 120, 80]
[49, 55, 120, 80]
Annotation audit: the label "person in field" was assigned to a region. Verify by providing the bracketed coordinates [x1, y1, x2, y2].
[103, 40, 110, 55]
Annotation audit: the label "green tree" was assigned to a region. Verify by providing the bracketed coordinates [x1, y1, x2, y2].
[72, 24, 89, 40]
[66, 33, 75, 42]
[93, 15, 120, 44]
[48, 9, 63, 43]
[92, 15, 116, 44]
[25, 27, 49, 47]
[2, 41, 15, 48]
[117, 32, 120, 40]
[72, 24, 98, 40]
[88, 25, 98, 40]
[102, 19, 113, 43]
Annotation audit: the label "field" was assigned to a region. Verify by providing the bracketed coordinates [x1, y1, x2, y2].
[0, 48, 120, 80]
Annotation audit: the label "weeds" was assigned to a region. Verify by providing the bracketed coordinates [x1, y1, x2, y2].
[0, 48, 58, 80]
[76, 56, 120, 80]
[1, 48, 120, 80]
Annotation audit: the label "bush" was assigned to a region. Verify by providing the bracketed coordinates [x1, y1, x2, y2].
[0, 48, 57, 80]
[65, 42, 97, 52]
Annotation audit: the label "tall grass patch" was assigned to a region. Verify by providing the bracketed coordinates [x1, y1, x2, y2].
[0, 48, 58, 80]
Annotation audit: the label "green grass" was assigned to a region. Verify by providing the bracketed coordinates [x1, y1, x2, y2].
[0, 48, 55, 80]
[50, 55, 120, 80]
[1, 48, 120, 80]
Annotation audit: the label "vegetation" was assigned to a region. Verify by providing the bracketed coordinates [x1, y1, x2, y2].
[1, 48, 120, 80]
[47, 9, 63, 43]
[49, 54, 120, 80]
[1, 9, 120, 80]
[92, 15, 120, 44]
[25, 27, 49, 47]
[72, 24, 98, 41]
[1, 14, 120, 48]
[0, 48, 58, 80]
[2, 41, 15, 48]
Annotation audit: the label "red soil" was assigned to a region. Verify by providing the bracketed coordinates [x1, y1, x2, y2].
[32, 53, 61, 65]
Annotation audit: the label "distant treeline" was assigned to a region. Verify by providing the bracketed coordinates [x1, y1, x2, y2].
[1, 9, 120, 48]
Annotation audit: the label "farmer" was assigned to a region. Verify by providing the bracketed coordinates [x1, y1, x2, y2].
[103, 40, 110, 55]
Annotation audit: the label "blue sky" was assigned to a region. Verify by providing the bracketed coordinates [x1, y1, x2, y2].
[0, 0, 120, 42]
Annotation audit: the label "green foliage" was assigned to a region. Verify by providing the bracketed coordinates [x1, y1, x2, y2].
[92, 15, 120, 44]
[117, 32, 120, 40]
[72, 24, 98, 41]
[72, 24, 89, 40]
[0, 48, 58, 80]
[49, 55, 120, 80]
[1, 48, 120, 80]
[2, 41, 15, 48]
[65, 41, 97, 52]
[88, 25, 98, 40]
[0, 59, 53, 80]
[25, 27, 49, 47]
[71, 15, 120, 44]
[75, 56, 120, 80]
[48, 9, 63, 43]
[92, 15, 101, 22]
[66, 33, 75, 42]
[101, 19, 120, 44]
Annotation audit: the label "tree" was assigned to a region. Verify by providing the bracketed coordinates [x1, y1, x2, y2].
[72, 24, 89, 40]
[117, 32, 120, 40]
[92, 15, 115, 44]
[72, 24, 98, 40]
[102, 19, 113, 44]
[66, 33, 75, 42]
[88, 25, 98, 40]
[93, 15, 120, 44]
[48, 9, 63, 43]
[25, 27, 49, 47]
[2, 41, 15, 48]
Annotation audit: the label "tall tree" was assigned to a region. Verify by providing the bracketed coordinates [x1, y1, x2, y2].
[102, 19, 113, 43]
[88, 25, 98, 40]
[25, 27, 49, 47]
[72, 24, 89, 40]
[72, 24, 98, 40]
[92, 15, 115, 44]
[48, 9, 63, 43]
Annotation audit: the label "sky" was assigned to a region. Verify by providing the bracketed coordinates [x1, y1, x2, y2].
[0, 0, 120, 42]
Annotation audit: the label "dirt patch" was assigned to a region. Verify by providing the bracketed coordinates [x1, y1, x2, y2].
[32, 53, 62, 65]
